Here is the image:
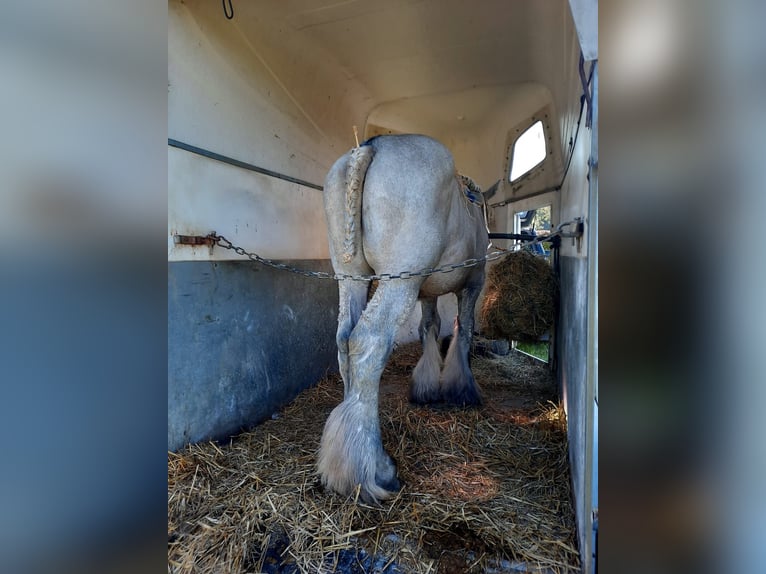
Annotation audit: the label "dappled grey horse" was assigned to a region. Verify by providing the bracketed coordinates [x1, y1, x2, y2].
[318, 134, 497, 503]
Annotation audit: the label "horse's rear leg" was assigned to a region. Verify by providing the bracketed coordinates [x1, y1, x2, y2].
[318, 281, 419, 503]
[411, 297, 442, 404]
[441, 284, 482, 406]
[336, 281, 369, 397]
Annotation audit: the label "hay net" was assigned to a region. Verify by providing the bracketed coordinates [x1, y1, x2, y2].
[480, 250, 558, 343]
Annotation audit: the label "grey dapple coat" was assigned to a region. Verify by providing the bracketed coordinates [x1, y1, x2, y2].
[318, 134, 496, 503]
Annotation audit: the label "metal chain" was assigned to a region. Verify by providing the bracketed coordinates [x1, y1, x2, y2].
[210, 228, 565, 282]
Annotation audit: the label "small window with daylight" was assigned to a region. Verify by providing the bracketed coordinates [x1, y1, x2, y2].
[509, 120, 546, 182]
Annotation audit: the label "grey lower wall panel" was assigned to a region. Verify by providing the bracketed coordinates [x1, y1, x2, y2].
[557, 255, 590, 564]
[168, 260, 339, 451]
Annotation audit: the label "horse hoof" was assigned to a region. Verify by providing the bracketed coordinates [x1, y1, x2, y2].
[409, 388, 441, 405]
[374, 454, 401, 496]
[375, 474, 401, 494]
[442, 385, 483, 407]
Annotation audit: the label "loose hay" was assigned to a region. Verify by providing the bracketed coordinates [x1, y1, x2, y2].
[168, 343, 579, 573]
[480, 251, 557, 343]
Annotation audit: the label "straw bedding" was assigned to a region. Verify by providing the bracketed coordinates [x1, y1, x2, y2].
[168, 343, 579, 573]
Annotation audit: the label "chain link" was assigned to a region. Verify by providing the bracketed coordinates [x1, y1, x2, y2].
[209, 229, 564, 282]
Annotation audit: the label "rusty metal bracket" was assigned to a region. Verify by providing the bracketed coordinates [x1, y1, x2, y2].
[173, 233, 218, 247]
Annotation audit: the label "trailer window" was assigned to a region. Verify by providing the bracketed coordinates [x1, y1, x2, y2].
[509, 120, 546, 182]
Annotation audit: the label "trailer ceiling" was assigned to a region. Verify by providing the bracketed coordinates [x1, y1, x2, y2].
[229, 0, 581, 143]
[259, 0, 568, 98]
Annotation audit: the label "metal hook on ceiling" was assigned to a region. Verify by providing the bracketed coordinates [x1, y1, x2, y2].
[222, 0, 234, 20]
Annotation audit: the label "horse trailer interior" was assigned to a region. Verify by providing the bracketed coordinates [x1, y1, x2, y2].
[169, 0, 597, 571]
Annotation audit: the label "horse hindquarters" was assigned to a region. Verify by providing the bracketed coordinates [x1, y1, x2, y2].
[319, 134, 486, 501]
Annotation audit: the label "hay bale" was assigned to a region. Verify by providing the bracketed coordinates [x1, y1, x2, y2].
[480, 251, 557, 343]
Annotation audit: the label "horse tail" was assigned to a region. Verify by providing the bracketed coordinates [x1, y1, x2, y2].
[341, 144, 374, 263]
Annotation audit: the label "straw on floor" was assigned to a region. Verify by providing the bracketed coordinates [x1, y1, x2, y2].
[168, 342, 579, 573]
